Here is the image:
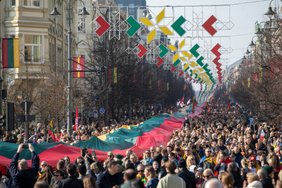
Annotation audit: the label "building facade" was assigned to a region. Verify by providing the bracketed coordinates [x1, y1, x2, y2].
[115, 0, 146, 19]
[0, 0, 94, 122]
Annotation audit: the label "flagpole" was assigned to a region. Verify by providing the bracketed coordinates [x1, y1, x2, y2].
[0, 38, 3, 122]
[0, 76, 2, 116]
[66, 0, 72, 136]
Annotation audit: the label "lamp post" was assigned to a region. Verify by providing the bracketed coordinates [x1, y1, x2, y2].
[264, 0, 276, 19]
[51, 0, 89, 136]
[67, 0, 72, 136]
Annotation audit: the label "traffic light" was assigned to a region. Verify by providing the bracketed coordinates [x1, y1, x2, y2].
[0, 115, 5, 127]
[2, 89, 7, 99]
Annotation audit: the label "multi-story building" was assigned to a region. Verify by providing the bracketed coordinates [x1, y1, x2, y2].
[0, 0, 98, 121]
[115, 0, 146, 19]
[0, 1, 80, 90]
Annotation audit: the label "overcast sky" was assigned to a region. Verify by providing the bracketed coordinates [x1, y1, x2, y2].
[146, 0, 272, 66]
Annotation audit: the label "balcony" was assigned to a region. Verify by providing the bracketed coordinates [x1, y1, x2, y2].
[14, 63, 50, 80]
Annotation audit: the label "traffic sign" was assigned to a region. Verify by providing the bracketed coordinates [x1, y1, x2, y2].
[99, 108, 105, 114]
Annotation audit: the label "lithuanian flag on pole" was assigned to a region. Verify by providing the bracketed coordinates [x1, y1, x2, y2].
[1, 38, 20, 68]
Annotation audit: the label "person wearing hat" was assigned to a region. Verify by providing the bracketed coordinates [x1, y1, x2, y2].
[195, 167, 205, 188]
[178, 159, 196, 188]
[115, 154, 124, 165]
[248, 156, 260, 173]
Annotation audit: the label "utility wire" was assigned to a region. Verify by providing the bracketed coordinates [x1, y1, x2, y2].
[145, 0, 268, 8]
[102, 0, 268, 8]
[231, 0, 269, 6]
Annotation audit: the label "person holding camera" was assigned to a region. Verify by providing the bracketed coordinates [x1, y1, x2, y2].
[9, 143, 39, 188]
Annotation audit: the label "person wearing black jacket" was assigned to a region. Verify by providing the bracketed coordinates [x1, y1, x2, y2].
[97, 161, 123, 188]
[258, 168, 274, 188]
[9, 143, 39, 188]
[227, 162, 243, 188]
[178, 159, 196, 188]
[61, 164, 83, 188]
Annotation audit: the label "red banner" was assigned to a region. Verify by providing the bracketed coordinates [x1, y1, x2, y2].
[73, 56, 85, 78]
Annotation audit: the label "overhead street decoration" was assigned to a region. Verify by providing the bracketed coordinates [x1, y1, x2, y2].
[171, 16, 186, 36]
[190, 44, 200, 58]
[139, 8, 173, 43]
[211, 43, 221, 57]
[211, 43, 223, 84]
[91, 5, 233, 88]
[159, 44, 169, 58]
[136, 44, 148, 58]
[202, 15, 218, 36]
[156, 56, 164, 68]
[126, 16, 141, 37]
[95, 16, 110, 37]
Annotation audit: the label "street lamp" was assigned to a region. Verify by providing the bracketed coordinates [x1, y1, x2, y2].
[264, 0, 276, 19]
[255, 27, 263, 36]
[79, 1, 90, 16]
[50, 7, 60, 16]
[249, 40, 255, 49]
[50, 0, 89, 136]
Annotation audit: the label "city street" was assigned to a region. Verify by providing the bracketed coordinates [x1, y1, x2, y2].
[0, 0, 281, 188]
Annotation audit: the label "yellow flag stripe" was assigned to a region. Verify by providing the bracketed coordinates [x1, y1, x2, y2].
[77, 56, 81, 78]
[13, 38, 20, 68]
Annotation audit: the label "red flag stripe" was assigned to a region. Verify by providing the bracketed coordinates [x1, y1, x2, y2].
[2, 38, 8, 68]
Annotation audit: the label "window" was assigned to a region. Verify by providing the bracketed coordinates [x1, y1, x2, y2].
[129, 3, 135, 17]
[11, 0, 16, 6]
[24, 0, 40, 7]
[24, 35, 42, 63]
[57, 47, 63, 68]
[78, 10, 86, 33]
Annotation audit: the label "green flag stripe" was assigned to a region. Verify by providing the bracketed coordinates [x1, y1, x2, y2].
[8, 39, 14, 68]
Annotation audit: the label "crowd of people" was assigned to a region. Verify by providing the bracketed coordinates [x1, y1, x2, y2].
[0, 103, 176, 145]
[0, 101, 281, 188]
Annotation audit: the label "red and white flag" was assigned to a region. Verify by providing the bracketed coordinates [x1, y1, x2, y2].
[260, 129, 265, 140]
